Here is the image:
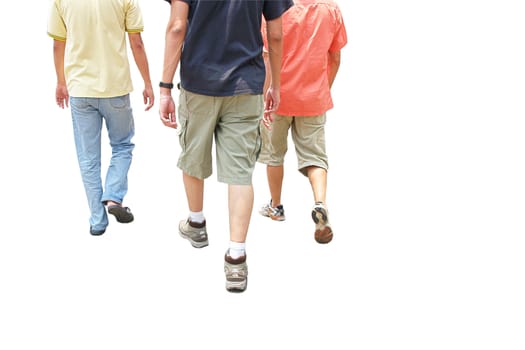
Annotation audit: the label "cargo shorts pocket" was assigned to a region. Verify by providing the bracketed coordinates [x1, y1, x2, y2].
[177, 106, 188, 151]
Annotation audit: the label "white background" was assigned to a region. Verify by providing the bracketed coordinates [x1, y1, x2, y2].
[1, 0, 524, 349]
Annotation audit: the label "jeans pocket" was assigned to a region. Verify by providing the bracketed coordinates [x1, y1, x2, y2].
[70, 97, 90, 111]
[108, 94, 129, 109]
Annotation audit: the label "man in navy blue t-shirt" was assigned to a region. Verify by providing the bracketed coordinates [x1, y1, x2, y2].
[159, 0, 293, 293]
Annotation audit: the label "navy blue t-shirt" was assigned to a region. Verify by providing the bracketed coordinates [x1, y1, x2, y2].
[164, 0, 293, 96]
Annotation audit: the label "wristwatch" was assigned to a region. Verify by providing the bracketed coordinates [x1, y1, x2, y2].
[159, 81, 174, 89]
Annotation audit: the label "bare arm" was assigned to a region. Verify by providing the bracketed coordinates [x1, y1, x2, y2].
[327, 50, 341, 88]
[262, 51, 271, 96]
[159, 1, 189, 129]
[128, 32, 154, 111]
[53, 39, 69, 109]
[263, 17, 283, 125]
[261, 50, 273, 130]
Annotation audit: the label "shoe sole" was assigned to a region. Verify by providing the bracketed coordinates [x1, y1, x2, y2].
[270, 214, 285, 221]
[315, 226, 333, 244]
[90, 228, 106, 236]
[312, 207, 333, 244]
[312, 207, 328, 226]
[226, 279, 247, 293]
[178, 230, 209, 248]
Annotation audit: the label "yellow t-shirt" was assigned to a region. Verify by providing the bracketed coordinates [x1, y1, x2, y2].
[47, 0, 144, 98]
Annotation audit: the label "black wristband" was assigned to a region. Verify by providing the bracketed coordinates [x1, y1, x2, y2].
[159, 81, 174, 89]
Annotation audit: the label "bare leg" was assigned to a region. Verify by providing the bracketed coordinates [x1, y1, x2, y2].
[267, 165, 284, 206]
[183, 172, 204, 212]
[228, 184, 254, 243]
[306, 166, 327, 205]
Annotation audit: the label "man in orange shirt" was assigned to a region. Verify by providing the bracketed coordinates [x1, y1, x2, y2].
[258, 0, 347, 244]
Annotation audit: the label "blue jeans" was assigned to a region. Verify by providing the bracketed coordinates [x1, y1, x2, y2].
[70, 95, 135, 231]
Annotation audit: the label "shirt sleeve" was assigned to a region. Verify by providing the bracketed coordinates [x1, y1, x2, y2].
[125, 0, 144, 33]
[47, 0, 67, 41]
[263, 0, 294, 21]
[329, 6, 348, 52]
[165, 0, 190, 5]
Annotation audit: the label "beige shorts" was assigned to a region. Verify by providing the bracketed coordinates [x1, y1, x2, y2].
[258, 113, 328, 176]
[177, 89, 263, 185]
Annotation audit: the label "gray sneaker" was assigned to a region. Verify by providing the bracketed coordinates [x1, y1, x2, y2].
[178, 219, 209, 248]
[224, 252, 248, 292]
[311, 203, 333, 244]
[259, 201, 286, 221]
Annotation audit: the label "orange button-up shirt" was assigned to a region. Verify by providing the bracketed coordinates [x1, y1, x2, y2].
[264, 0, 347, 116]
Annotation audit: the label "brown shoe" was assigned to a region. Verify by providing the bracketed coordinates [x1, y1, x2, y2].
[312, 203, 333, 244]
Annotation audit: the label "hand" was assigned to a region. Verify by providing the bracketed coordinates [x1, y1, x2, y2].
[143, 85, 154, 111]
[262, 109, 274, 130]
[263, 86, 279, 130]
[159, 95, 177, 129]
[55, 83, 69, 109]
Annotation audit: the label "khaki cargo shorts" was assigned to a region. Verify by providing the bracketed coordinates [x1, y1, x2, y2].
[259, 113, 328, 176]
[177, 89, 263, 185]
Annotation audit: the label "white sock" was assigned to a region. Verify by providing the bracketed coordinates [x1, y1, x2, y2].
[228, 241, 246, 259]
[189, 211, 205, 224]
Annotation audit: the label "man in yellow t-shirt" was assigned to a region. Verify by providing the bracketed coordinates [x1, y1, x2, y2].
[48, 0, 154, 236]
